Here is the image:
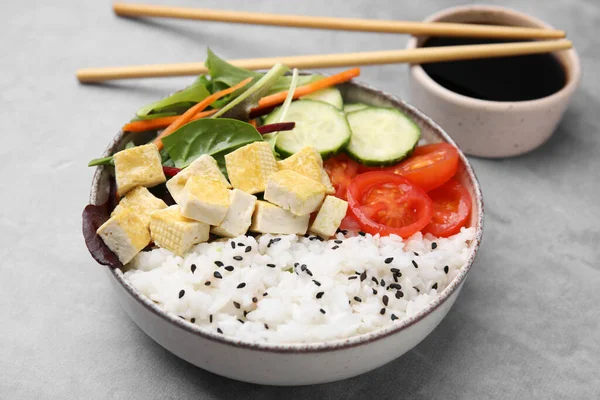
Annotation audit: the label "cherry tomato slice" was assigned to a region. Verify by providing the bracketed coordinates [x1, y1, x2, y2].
[422, 179, 472, 238]
[347, 172, 433, 238]
[339, 213, 362, 231]
[323, 154, 360, 200]
[357, 143, 459, 192]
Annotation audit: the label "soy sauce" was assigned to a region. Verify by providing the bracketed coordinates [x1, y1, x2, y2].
[421, 36, 566, 101]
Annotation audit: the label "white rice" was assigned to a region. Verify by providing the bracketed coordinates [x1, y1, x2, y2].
[124, 228, 476, 343]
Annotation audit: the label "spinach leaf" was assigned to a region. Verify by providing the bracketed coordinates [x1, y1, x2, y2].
[135, 76, 211, 119]
[205, 48, 263, 88]
[162, 118, 262, 168]
[88, 156, 114, 167]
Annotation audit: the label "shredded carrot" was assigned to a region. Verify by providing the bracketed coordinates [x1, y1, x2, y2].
[253, 67, 360, 112]
[153, 77, 253, 150]
[122, 109, 219, 133]
[248, 119, 257, 128]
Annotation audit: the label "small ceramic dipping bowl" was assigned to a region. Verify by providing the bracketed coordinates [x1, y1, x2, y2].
[406, 5, 581, 158]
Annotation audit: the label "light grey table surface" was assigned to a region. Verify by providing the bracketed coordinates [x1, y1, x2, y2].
[1, 0, 598, 399]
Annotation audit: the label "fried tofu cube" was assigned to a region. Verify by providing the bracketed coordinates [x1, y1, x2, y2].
[264, 170, 326, 216]
[309, 196, 349, 238]
[113, 144, 166, 196]
[277, 146, 335, 194]
[111, 186, 167, 227]
[250, 201, 309, 235]
[179, 176, 230, 225]
[166, 154, 231, 204]
[225, 142, 277, 194]
[96, 208, 151, 264]
[149, 205, 210, 256]
[211, 189, 257, 238]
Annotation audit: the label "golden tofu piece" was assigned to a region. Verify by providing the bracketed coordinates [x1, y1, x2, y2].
[179, 176, 230, 225]
[113, 144, 166, 196]
[225, 142, 277, 194]
[250, 201, 309, 235]
[211, 189, 257, 238]
[264, 170, 326, 216]
[149, 205, 210, 256]
[111, 186, 167, 227]
[166, 154, 231, 204]
[96, 208, 151, 264]
[309, 196, 349, 238]
[277, 146, 335, 194]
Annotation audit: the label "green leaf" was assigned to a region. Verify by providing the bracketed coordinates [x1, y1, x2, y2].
[135, 76, 211, 118]
[205, 48, 262, 88]
[88, 156, 114, 167]
[162, 118, 263, 168]
[212, 63, 289, 121]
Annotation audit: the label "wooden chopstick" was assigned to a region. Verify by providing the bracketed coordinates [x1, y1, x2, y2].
[113, 3, 566, 39]
[77, 40, 572, 83]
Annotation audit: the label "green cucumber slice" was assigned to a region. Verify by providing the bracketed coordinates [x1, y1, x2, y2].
[343, 103, 370, 114]
[300, 87, 343, 109]
[265, 100, 351, 158]
[346, 107, 421, 166]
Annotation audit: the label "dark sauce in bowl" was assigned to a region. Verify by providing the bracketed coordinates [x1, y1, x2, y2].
[421, 37, 567, 102]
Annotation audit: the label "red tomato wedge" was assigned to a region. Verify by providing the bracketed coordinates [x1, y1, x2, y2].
[347, 172, 433, 238]
[358, 143, 459, 192]
[323, 154, 360, 200]
[422, 179, 472, 237]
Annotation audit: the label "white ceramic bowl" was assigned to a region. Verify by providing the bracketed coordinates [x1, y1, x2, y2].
[407, 5, 581, 158]
[88, 79, 484, 385]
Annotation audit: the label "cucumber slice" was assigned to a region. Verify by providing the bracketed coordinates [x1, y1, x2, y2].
[265, 100, 351, 158]
[346, 107, 421, 166]
[343, 103, 370, 114]
[300, 87, 343, 109]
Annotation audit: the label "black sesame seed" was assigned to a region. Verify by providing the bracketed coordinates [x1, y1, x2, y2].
[331, 245, 339, 250]
[341, 229, 348, 235]
[233, 255, 243, 261]
[412, 260, 419, 268]
[432, 283, 438, 290]
[372, 288, 378, 295]
[213, 271, 223, 279]
[382, 295, 389, 306]
[214, 261, 224, 267]
[393, 275, 399, 283]
[372, 277, 379, 285]
[413, 252, 419, 256]
[334, 240, 343, 244]
[245, 246, 252, 253]
[444, 266, 449, 274]
[360, 271, 367, 282]
[237, 283, 246, 289]
[391, 314, 398, 321]
[396, 290, 404, 299]
[295, 262, 300, 267]
[390, 283, 402, 290]
[414, 286, 420, 293]
[380, 278, 385, 287]
[217, 328, 223, 334]
[384, 257, 394, 264]
[237, 319, 245, 324]
[336, 228, 342, 233]
[348, 276, 358, 280]
[252, 297, 258, 303]
[380, 308, 386, 315]
[204, 281, 211, 286]
[390, 268, 400, 273]
[237, 242, 245, 246]
[191, 264, 197, 273]
[179, 315, 185, 319]
[272, 238, 281, 243]
[264, 323, 269, 330]
[304, 233, 310, 238]
[310, 236, 318, 241]
[231, 242, 236, 249]
[431, 242, 438, 250]
[313, 280, 321, 286]
[355, 271, 361, 275]
[358, 231, 366, 236]
[178, 290, 185, 299]
[209, 314, 213, 323]
[306, 269, 313, 277]
[353, 296, 362, 302]
[320, 308, 326, 314]
[267, 263, 276, 268]
[316, 292, 324, 299]
[263, 292, 268, 297]
[225, 266, 234, 272]
[301, 264, 307, 271]
[233, 301, 241, 309]
[243, 310, 248, 317]
[191, 318, 196, 323]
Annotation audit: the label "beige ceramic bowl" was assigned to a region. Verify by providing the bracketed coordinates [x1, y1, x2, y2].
[407, 5, 581, 158]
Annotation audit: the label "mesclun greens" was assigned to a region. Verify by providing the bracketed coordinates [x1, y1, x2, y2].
[161, 118, 262, 168]
[135, 76, 211, 119]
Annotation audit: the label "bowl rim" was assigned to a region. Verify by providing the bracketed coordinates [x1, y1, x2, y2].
[406, 4, 582, 111]
[90, 78, 484, 354]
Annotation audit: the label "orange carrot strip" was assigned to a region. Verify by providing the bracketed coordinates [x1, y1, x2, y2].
[253, 67, 360, 111]
[153, 77, 253, 150]
[122, 109, 219, 133]
[248, 119, 257, 128]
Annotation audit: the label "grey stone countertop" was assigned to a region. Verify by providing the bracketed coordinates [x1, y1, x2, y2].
[1, 0, 598, 399]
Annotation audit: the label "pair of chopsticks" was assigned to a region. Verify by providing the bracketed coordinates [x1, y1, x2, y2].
[76, 3, 572, 83]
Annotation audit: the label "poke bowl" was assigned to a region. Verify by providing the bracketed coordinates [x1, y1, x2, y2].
[84, 58, 483, 386]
